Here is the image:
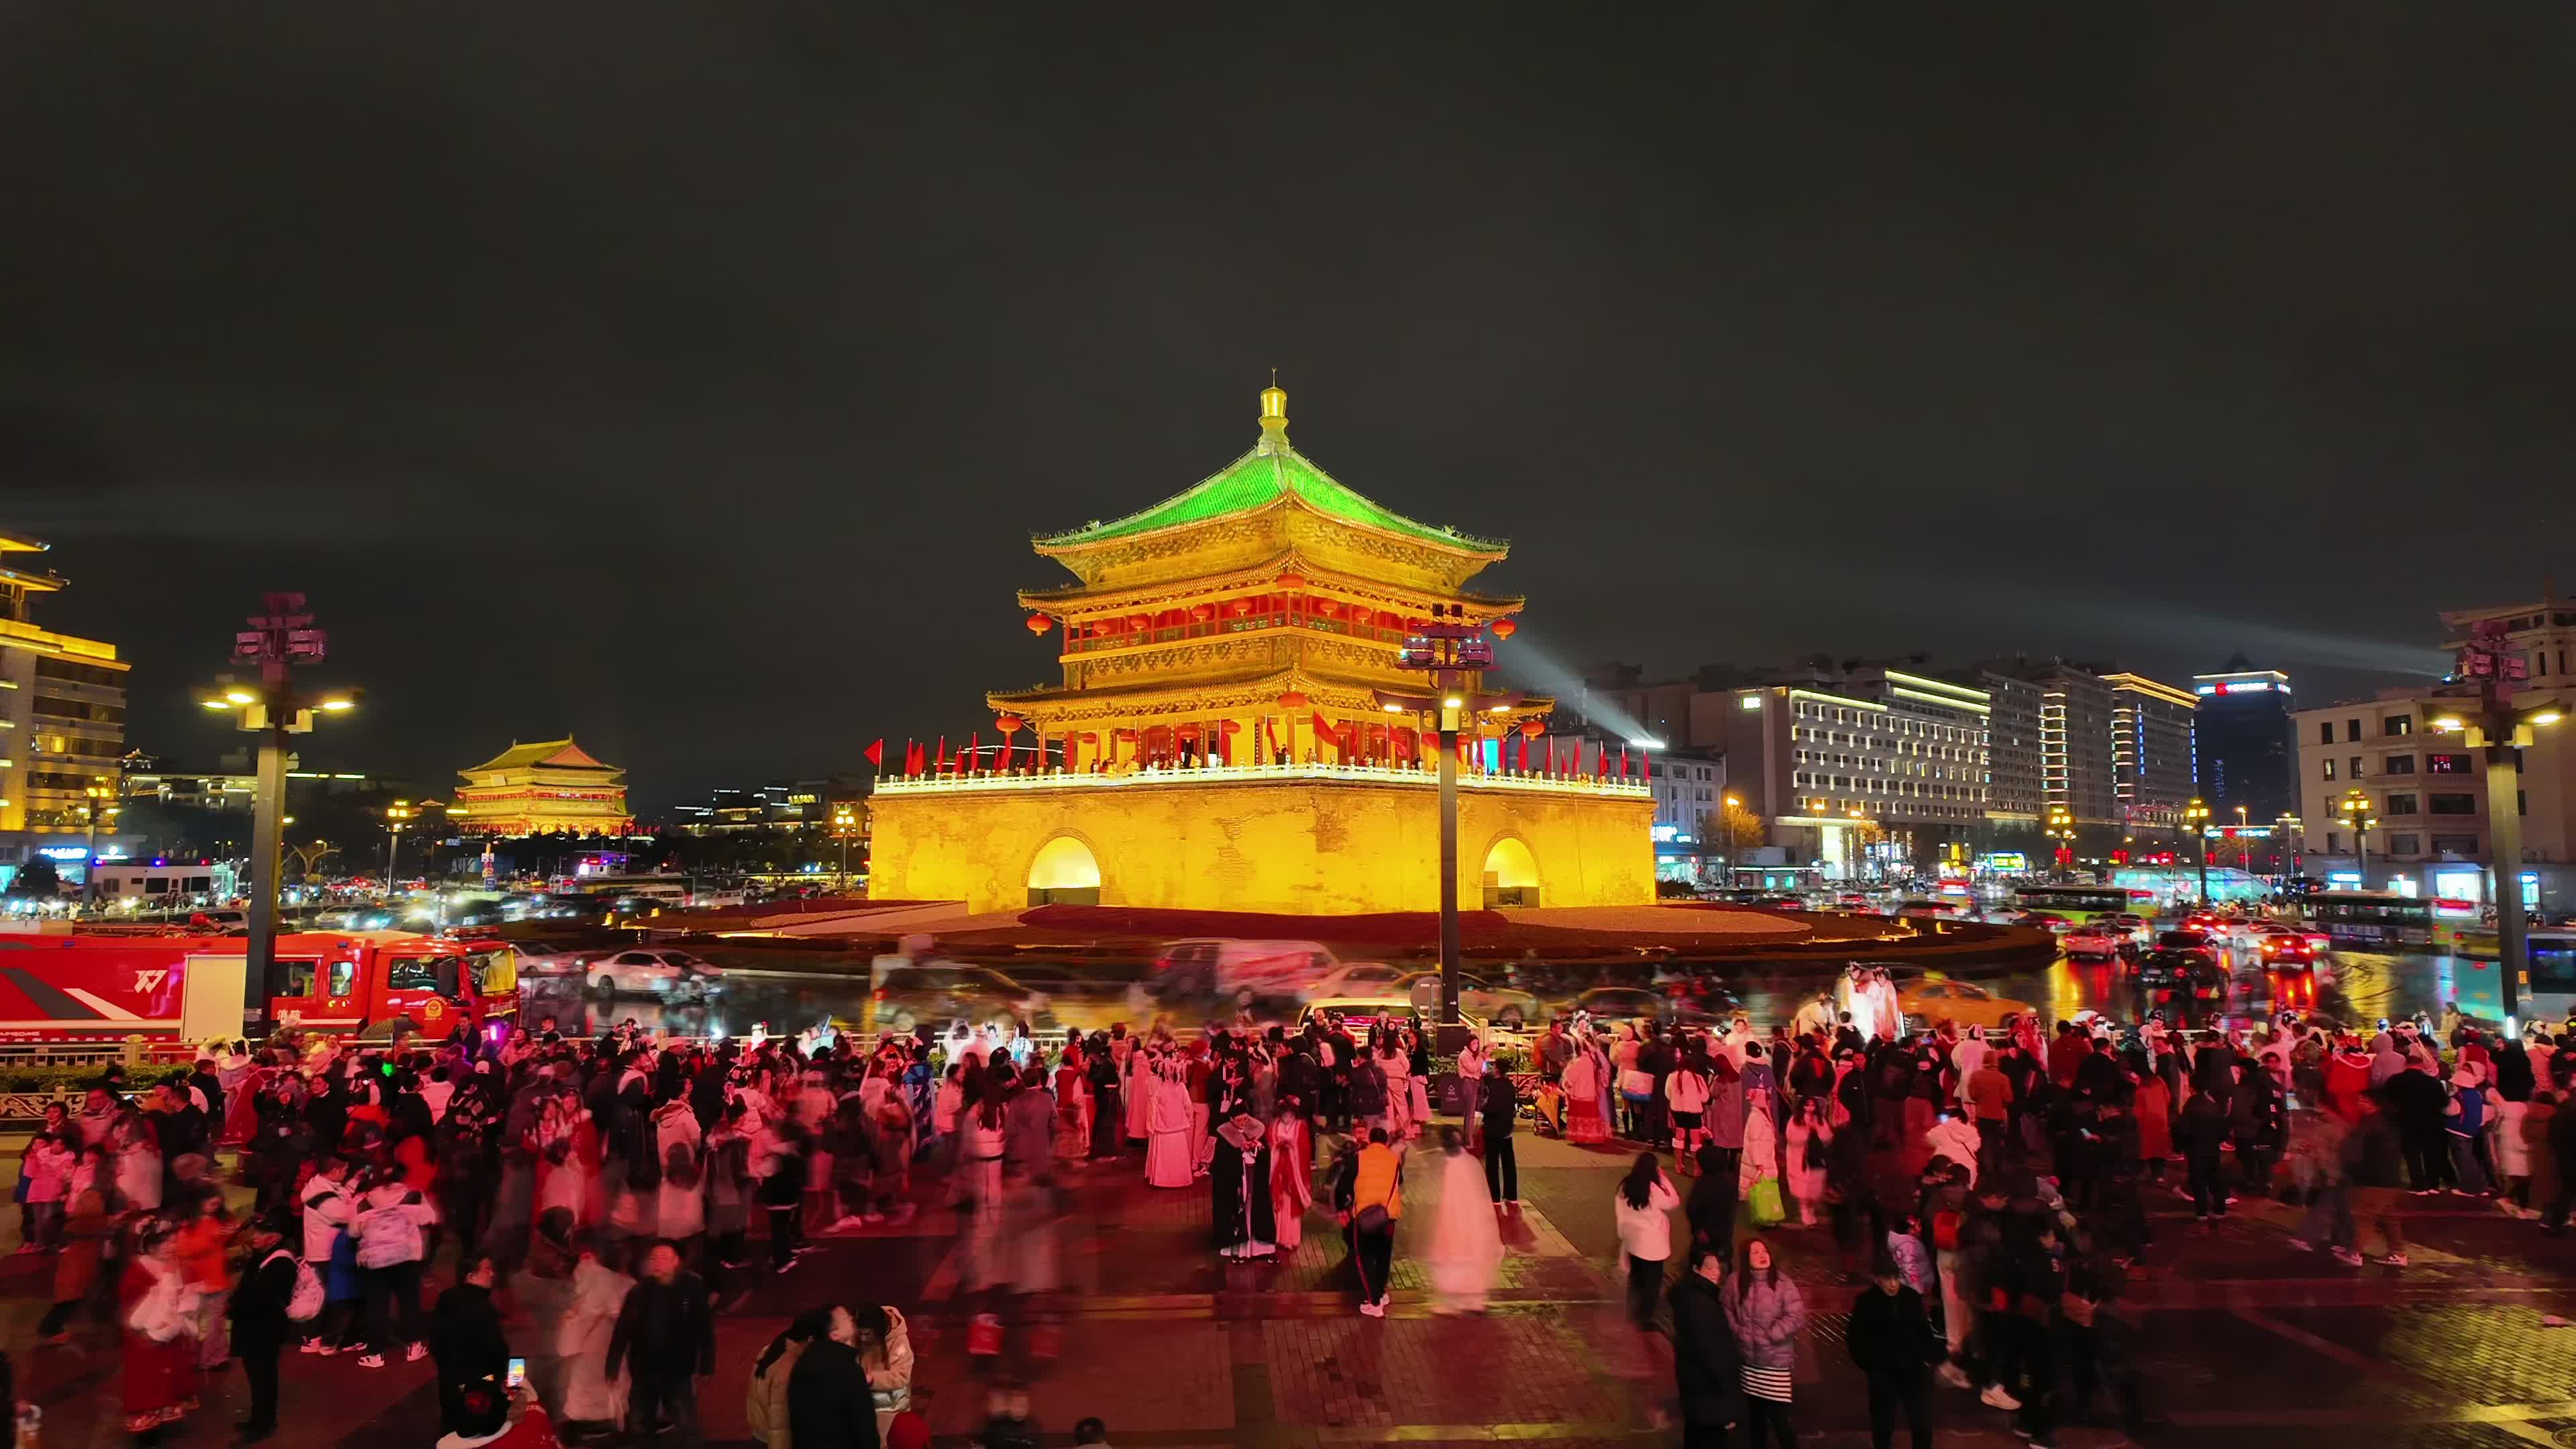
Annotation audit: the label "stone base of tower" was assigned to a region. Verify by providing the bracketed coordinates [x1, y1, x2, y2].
[867, 767, 1655, 916]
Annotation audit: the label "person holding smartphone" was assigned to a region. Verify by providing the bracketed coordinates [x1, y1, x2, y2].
[431, 1257, 512, 1435]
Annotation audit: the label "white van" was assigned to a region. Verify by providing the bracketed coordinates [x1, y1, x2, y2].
[1151, 938, 1337, 1000]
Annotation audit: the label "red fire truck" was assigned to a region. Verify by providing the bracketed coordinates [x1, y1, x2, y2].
[0, 930, 519, 1057]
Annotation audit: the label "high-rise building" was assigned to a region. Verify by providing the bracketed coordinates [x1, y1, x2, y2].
[2002, 661, 2118, 827]
[1721, 665, 1992, 876]
[2103, 672, 2200, 833]
[1972, 670, 2046, 828]
[2192, 657, 2296, 825]
[0, 529, 129, 882]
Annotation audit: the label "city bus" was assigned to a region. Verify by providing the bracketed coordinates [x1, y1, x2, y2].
[2010, 885, 2156, 924]
[2304, 890, 2434, 947]
[2431, 897, 2485, 950]
[2430, 930, 2576, 1035]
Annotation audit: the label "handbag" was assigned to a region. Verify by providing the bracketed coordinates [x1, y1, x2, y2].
[1353, 1203, 1391, 1234]
[1747, 1176, 1786, 1227]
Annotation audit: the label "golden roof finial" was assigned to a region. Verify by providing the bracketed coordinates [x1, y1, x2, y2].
[1256, 372, 1289, 453]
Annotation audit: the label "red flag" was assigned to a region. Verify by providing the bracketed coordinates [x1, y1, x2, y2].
[1618, 746, 1629, 780]
[1595, 746, 1608, 780]
[1546, 737, 1556, 775]
[936, 735, 948, 773]
[967, 731, 979, 773]
[1311, 711, 1334, 761]
[1641, 746, 1650, 784]
[865, 739, 884, 771]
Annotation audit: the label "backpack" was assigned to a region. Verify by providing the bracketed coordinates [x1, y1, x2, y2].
[1932, 1209, 1964, 1252]
[274, 1248, 326, 1322]
[663, 1138, 701, 1189]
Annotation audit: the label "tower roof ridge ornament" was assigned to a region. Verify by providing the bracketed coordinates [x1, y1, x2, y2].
[1257, 374, 1289, 455]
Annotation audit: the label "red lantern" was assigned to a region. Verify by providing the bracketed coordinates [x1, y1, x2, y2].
[1520, 718, 1544, 739]
[1220, 719, 1242, 733]
[1190, 603, 1215, 622]
[1128, 614, 1150, 630]
[1490, 617, 1518, 640]
[1277, 572, 1306, 588]
[1222, 600, 1247, 616]
[1025, 613, 1052, 635]
[1176, 723, 1200, 741]
[1277, 690, 1309, 710]
[1114, 729, 1139, 743]
[996, 713, 1024, 734]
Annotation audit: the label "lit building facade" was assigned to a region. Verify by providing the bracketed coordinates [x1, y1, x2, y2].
[2193, 659, 2296, 825]
[2016, 663, 2119, 828]
[0, 529, 128, 879]
[453, 738, 635, 837]
[1719, 667, 1992, 877]
[2102, 672, 2200, 834]
[1973, 670, 2046, 828]
[867, 384, 1654, 914]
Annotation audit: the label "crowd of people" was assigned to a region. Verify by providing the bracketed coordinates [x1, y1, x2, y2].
[16, 957, 2573, 1449]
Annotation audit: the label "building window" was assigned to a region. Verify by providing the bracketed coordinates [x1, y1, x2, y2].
[2428, 793, 2477, 815]
[2345, 718, 2362, 742]
[2431, 834, 2480, 855]
[2426, 753, 2472, 774]
[2322, 759, 2337, 780]
[2384, 793, 2419, 816]
[2383, 754, 2415, 775]
[2325, 831, 2341, 853]
[2385, 715, 2411, 736]
[2318, 722, 2334, 745]
[2350, 756, 2363, 777]
[2385, 833, 2421, 856]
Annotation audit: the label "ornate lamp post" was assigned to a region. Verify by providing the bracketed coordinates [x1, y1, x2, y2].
[2045, 803, 2075, 881]
[2184, 797, 2211, 904]
[2430, 619, 2566, 1030]
[1375, 602, 1521, 1040]
[196, 594, 358, 1038]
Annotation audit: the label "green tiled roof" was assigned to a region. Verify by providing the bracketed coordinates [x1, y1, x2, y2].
[1037, 444, 1501, 552]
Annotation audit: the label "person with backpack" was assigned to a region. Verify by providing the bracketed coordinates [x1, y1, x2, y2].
[228, 1210, 305, 1444]
[654, 1089, 708, 1254]
[429, 1256, 512, 1436]
[298, 1155, 363, 1354]
[350, 1171, 437, 1368]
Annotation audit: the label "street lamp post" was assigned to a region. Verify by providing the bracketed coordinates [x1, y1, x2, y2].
[2432, 619, 2567, 1032]
[197, 594, 356, 1040]
[79, 778, 117, 910]
[384, 800, 412, 894]
[2337, 787, 2377, 893]
[831, 803, 858, 890]
[2185, 798, 2211, 904]
[1378, 602, 1521, 1042]
[2045, 804, 2074, 881]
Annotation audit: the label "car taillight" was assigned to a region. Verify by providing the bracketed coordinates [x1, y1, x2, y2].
[872, 988, 888, 1002]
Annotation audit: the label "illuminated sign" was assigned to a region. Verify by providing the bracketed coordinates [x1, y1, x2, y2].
[1739, 695, 1764, 710]
[36, 846, 89, 861]
[1981, 852, 2028, 871]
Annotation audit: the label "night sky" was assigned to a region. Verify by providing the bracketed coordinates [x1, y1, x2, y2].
[5, 8, 2570, 808]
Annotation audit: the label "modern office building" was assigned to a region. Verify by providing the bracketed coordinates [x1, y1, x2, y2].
[2103, 672, 2200, 834]
[2193, 657, 2297, 826]
[1973, 671, 2047, 828]
[1721, 665, 1992, 875]
[0, 529, 129, 882]
[1991, 661, 2119, 828]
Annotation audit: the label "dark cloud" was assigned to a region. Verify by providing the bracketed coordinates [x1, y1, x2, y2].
[1, 5, 2567, 806]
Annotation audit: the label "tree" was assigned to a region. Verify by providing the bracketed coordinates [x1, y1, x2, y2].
[5, 856, 62, 899]
[287, 841, 340, 883]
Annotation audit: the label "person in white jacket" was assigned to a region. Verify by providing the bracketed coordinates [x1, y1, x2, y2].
[1665, 1057, 1713, 1165]
[1612, 1153, 1680, 1328]
[653, 1095, 706, 1248]
[299, 1157, 360, 1353]
[350, 1175, 438, 1368]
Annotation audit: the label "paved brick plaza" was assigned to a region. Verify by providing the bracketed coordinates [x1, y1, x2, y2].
[7, 1132, 2576, 1447]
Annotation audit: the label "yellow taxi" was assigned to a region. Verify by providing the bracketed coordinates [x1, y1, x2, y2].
[1894, 973, 2035, 1033]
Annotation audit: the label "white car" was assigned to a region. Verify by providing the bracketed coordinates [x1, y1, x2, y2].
[1301, 961, 1413, 1002]
[586, 948, 724, 999]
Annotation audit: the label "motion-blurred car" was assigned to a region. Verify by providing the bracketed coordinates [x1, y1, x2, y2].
[584, 949, 724, 1000]
[1570, 985, 1733, 1029]
[1296, 998, 1430, 1038]
[2105, 913, 2155, 945]
[1396, 970, 1541, 1028]
[870, 963, 1050, 1034]
[2062, 924, 2129, 961]
[1303, 961, 1414, 1002]
[1152, 938, 1336, 1000]
[1894, 975, 2032, 1032]
[2155, 929, 2221, 965]
[2135, 948, 2227, 1025]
